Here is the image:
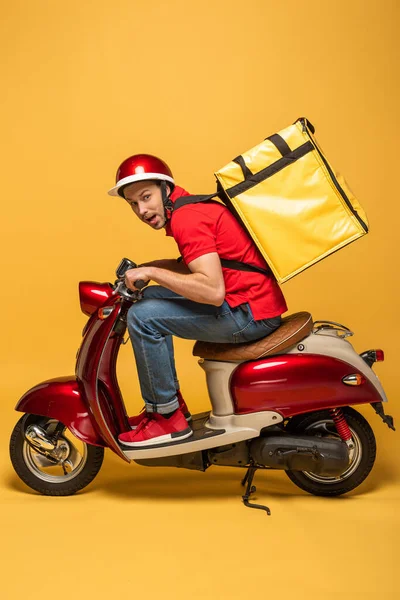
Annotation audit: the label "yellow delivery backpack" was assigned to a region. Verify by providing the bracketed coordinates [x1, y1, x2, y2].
[173, 117, 369, 283]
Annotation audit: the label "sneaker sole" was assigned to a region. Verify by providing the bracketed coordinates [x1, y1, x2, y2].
[130, 412, 192, 430]
[120, 427, 193, 448]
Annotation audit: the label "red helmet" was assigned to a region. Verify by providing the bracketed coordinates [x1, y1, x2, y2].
[108, 154, 175, 197]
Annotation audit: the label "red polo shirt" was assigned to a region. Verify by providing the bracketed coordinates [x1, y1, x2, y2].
[165, 186, 288, 320]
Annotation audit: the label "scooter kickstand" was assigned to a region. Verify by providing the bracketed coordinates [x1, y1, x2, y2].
[242, 467, 271, 516]
[241, 469, 250, 487]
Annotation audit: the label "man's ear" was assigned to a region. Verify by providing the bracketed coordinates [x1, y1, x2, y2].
[165, 183, 171, 196]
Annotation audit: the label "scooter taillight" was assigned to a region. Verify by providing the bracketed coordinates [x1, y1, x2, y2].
[79, 281, 114, 316]
[360, 349, 385, 367]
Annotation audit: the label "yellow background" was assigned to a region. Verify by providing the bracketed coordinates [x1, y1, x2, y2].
[1, 1, 399, 598]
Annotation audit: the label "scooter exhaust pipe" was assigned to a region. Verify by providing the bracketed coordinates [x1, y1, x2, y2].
[25, 425, 56, 452]
[250, 435, 350, 476]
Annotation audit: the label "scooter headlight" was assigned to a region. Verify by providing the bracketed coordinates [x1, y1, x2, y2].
[79, 281, 113, 316]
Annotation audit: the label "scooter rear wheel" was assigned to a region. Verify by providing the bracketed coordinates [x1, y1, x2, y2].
[10, 414, 104, 496]
[285, 407, 376, 496]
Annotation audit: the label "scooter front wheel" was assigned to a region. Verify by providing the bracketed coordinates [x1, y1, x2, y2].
[10, 414, 104, 496]
[285, 407, 376, 496]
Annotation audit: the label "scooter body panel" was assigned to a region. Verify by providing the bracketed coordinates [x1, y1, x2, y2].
[287, 330, 388, 402]
[231, 353, 383, 418]
[15, 376, 104, 446]
[76, 297, 129, 461]
[15, 293, 131, 460]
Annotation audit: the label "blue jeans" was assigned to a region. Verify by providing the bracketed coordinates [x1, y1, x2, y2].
[126, 285, 282, 414]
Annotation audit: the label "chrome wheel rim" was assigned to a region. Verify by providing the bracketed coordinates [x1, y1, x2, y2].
[301, 419, 362, 484]
[23, 420, 88, 484]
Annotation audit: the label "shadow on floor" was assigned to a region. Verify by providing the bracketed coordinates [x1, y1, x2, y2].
[5, 450, 394, 502]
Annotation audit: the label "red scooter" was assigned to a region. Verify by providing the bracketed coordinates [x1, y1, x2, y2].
[10, 258, 395, 514]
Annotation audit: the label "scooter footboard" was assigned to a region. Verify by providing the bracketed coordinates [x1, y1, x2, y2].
[15, 376, 105, 446]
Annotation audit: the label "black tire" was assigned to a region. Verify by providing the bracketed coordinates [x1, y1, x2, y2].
[285, 407, 376, 497]
[10, 414, 105, 496]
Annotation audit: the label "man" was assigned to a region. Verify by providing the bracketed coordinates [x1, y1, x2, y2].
[108, 154, 287, 448]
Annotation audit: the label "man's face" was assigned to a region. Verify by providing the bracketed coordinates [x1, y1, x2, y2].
[123, 180, 167, 230]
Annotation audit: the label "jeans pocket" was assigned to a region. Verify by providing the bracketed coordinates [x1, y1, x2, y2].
[215, 300, 233, 319]
[258, 315, 282, 334]
[232, 319, 257, 344]
[232, 305, 257, 343]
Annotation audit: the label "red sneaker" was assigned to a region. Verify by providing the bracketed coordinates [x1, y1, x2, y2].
[119, 409, 193, 448]
[127, 391, 191, 429]
[127, 407, 147, 430]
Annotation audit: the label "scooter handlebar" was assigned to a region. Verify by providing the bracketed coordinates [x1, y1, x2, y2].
[133, 279, 147, 290]
[115, 257, 148, 291]
[112, 258, 149, 300]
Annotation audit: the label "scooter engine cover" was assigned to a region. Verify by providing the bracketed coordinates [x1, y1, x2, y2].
[250, 435, 349, 475]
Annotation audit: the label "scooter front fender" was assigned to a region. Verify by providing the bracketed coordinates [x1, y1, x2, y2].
[15, 376, 105, 447]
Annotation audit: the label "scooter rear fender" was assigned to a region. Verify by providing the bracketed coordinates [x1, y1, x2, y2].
[15, 376, 105, 447]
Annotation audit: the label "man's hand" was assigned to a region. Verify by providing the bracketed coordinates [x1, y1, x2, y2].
[124, 267, 151, 291]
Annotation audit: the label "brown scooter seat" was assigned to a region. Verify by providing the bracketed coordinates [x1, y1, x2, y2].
[193, 311, 313, 362]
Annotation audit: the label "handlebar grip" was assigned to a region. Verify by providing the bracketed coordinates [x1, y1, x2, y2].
[134, 279, 147, 290]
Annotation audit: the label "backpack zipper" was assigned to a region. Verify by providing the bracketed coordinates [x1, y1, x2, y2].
[300, 119, 368, 233]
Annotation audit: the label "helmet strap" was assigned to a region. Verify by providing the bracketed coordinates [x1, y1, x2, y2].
[161, 180, 173, 221]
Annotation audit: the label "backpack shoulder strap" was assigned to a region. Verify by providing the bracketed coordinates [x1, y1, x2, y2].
[172, 193, 219, 211]
[219, 259, 271, 276]
[171, 193, 271, 277]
